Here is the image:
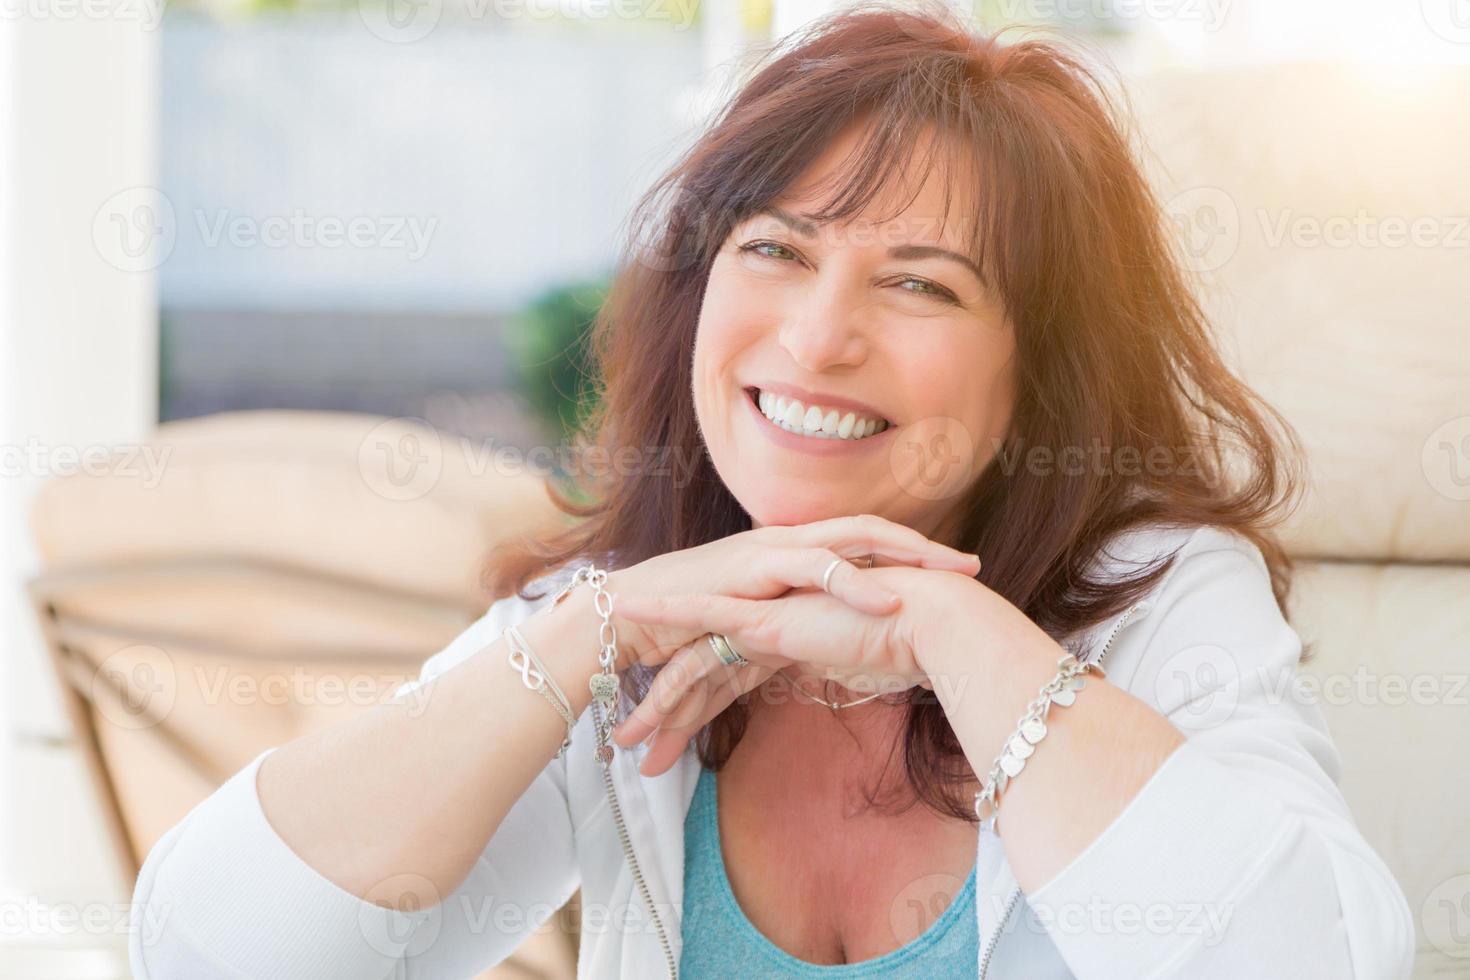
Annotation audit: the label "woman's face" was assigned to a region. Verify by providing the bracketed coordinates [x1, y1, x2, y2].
[691, 125, 1019, 539]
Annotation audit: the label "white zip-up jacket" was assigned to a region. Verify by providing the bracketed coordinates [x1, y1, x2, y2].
[128, 523, 1416, 979]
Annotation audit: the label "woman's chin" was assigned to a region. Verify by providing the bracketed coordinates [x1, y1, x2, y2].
[736, 488, 867, 529]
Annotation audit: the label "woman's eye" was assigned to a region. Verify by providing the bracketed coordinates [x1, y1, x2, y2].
[894, 276, 957, 303]
[738, 240, 798, 262]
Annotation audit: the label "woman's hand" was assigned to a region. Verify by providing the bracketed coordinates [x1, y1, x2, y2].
[601, 515, 980, 671]
[610, 563, 991, 775]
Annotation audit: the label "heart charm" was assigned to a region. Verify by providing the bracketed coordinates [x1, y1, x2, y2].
[1020, 719, 1047, 744]
[1000, 753, 1026, 778]
[595, 743, 614, 767]
[1007, 734, 1034, 759]
[1050, 687, 1077, 707]
[589, 673, 620, 705]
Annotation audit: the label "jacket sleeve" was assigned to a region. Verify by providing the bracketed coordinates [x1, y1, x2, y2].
[1023, 528, 1416, 980]
[128, 594, 581, 980]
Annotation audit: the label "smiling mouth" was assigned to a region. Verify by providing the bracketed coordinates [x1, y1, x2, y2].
[746, 387, 892, 441]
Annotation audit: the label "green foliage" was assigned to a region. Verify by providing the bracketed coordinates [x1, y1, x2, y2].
[507, 277, 609, 439]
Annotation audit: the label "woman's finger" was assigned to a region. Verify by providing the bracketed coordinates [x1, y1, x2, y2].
[637, 666, 774, 777]
[788, 515, 982, 574]
[615, 593, 771, 646]
[765, 548, 900, 615]
[613, 639, 728, 746]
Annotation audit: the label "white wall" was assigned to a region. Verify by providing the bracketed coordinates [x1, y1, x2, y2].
[0, 0, 158, 913]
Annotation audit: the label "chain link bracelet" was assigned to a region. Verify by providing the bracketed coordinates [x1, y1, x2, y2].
[546, 563, 623, 768]
[973, 651, 1101, 831]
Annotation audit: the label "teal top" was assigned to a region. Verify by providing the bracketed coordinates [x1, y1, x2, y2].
[678, 766, 979, 978]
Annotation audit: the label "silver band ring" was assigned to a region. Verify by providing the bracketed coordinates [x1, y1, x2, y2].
[707, 633, 749, 668]
[820, 557, 845, 594]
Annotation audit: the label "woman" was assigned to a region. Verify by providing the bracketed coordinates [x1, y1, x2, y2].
[130, 4, 1414, 978]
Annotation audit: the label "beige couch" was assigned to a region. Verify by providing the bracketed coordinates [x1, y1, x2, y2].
[29, 410, 577, 979]
[1128, 62, 1470, 976]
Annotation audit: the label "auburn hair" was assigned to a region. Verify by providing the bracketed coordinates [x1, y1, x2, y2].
[484, 0, 1304, 821]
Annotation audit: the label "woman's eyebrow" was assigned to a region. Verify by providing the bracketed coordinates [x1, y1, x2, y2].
[888, 243, 986, 284]
[753, 205, 986, 285]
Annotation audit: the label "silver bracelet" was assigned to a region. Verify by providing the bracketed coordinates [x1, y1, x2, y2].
[504, 625, 575, 757]
[973, 651, 1100, 831]
[546, 564, 623, 767]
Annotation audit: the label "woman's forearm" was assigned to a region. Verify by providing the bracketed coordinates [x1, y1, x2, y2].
[256, 586, 604, 908]
[920, 620, 1184, 892]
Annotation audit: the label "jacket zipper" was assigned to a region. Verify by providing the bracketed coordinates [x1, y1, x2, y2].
[592, 700, 678, 979]
[976, 600, 1148, 979]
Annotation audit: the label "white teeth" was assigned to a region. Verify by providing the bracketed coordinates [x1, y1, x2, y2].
[801, 405, 823, 433]
[753, 389, 888, 441]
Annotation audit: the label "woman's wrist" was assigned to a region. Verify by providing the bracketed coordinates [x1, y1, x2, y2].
[514, 583, 606, 716]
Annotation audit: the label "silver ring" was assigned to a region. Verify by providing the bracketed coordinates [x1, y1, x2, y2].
[707, 633, 749, 668]
[820, 557, 845, 594]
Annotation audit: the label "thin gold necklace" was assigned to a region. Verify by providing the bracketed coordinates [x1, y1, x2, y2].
[791, 551, 884, 712]
[790, 676, 888, 712]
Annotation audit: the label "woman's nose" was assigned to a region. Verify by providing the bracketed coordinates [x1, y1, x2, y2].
[776, 276, 870, 372]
